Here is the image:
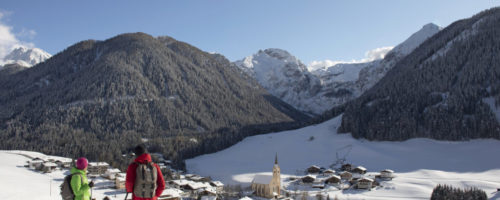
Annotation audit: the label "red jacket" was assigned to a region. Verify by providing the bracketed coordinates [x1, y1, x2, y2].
[126, 153, 165, 200]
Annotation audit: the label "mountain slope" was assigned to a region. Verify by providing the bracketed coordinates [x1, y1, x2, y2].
[340, 8, 500, 140]
[0, 33, 308, 167]
[1, 46, 51, 67]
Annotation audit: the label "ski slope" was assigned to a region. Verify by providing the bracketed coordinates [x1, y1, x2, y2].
[187, 115, 500, 199]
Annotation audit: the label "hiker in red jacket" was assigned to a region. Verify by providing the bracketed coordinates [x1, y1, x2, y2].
[126, 144, 165, 200]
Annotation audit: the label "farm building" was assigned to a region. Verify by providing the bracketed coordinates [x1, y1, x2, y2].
[325, 175, 341, 184]
[323, 169, 335, 176]
[88, 162, 109, 175]
[357, 178, 373, 189]
[301, 175, 315, 183]
[41, 162, 57, 173]
[28, 160, 44, 170]
[55, 160, 72, 168]
[307, 165, 321, 173]
[341, 164, 352, 171]
[210, 181, 224, 193]
[380, 169, 394, 179]
[352, 166, 367, 174]
[340, 171, 352, 180]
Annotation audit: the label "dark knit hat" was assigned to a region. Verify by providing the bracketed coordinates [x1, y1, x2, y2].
[134, 144, 147, 156]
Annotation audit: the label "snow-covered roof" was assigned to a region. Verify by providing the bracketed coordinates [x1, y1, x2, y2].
[161, 188, 182, 198]
[359, 177, 373, 182]
[308, 165, 320, 169]
[302, 175, 316, 179]
[340, 171, 352, 175]
[328, 175, 341, 180]
[171, 179, 190, 186]
[381, 169, 394, 173]
[354, 166, 367, 171]
[324, 169, 335, 173]
[43, 162, 57, 167]
[210, 181, 224, 187]
[239, 197, 253, 200]
[89, 162, 109, 167]
[29, 160, 44, 163]
[106, 168, 121, 174]
[187, 182, 211, 190]
[252, 174, 272, 184]
[185, 174, 196, 178]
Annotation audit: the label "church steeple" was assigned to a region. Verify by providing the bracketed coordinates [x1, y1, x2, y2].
[275, 153, 278, 165]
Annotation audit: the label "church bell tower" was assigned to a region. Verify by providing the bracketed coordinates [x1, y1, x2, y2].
[272, 153, 281, 196]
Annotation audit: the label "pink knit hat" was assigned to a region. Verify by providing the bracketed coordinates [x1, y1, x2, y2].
[76, 157, 88, 170]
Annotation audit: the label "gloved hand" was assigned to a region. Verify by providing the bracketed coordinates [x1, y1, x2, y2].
[88, 181, 95, 188]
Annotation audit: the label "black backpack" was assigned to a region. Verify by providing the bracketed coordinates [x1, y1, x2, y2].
[60, 173, 82, 200]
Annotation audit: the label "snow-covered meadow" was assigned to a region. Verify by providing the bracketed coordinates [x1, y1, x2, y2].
[187, 115, 500, 199]
[0, 150, 128, 200]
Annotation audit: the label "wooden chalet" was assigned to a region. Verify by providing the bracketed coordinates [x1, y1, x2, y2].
[380, 169, 394, 179]
[357, 178, 373, 189]
[28, 160, 44, 170]
[307, 165, 321, 173]
[352, 166, 367, 174]
[301, 175, 315, 183]
[323, 169, 335, 176]
[340, 171, 352, 180]
[209, 181, 224, 193]
[325, 175, 341, 184]
[88, 162, 109, 175]
[341, 164, 352, 172]
[41, 162, 57, 173]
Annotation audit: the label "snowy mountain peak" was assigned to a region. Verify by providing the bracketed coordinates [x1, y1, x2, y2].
[391, 23, 442, 56]
[2, 46, 51, 67]
[234, 48, 322, 114]
[261, 48, 294, 60]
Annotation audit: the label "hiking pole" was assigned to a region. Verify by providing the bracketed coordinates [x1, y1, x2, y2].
[124, 192, 129, 200]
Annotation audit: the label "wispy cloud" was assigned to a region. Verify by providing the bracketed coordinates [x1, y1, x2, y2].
[308, 46, 393, 71]
[0, 11, 35, 62]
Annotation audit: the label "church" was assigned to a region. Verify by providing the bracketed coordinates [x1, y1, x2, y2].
[251, 154, 281, 199]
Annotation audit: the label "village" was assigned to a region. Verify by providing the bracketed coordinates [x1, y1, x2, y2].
[21, 150, 395, 200]
[23, 152, 227, 200]
[249, 154, 396, 200]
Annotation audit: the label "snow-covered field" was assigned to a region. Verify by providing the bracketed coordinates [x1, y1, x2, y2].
[187, 115, 500, 199]
[0, 150, 128, 200]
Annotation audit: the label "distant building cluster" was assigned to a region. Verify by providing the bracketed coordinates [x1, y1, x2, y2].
[25, 152, 225, 200]
[288, 163, 395, 191]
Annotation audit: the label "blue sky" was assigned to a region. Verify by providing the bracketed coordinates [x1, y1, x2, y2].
[0, 1, 498, 64]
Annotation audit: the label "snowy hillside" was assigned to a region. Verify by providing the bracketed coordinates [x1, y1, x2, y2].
[391, 23, 443, 56]
[186, 115, 500, 199]
[1, 46, 51, 67]
[0, 150, 129, 200]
